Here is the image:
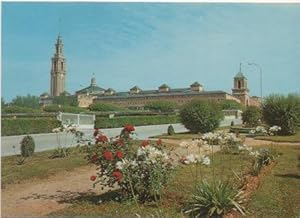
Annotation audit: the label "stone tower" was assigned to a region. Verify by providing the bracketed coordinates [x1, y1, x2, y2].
[50, 34, 66, 96]
[232, 63, 250, 106]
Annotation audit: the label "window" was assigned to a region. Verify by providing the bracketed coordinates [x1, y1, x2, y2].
[238, 80, 241, 89]
[61, 62, 64, 70]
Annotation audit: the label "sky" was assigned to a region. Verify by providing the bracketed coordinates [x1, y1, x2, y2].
[2, 2, 300, 102]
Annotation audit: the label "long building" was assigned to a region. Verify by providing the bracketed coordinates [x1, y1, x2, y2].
[41, 35, 260, 108]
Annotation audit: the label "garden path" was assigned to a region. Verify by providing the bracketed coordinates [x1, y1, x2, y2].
[244, 138, 300, 146]
[1, 165, 105, 217]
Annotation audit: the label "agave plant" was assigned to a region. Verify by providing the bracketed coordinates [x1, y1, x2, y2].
[184, 180, 246, 217]
[251, 148, 274, 176]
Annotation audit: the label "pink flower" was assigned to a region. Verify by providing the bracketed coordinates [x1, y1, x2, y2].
[115, 150, 123, 159]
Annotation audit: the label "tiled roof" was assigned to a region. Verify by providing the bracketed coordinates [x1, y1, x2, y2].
[76, 85, 105, 94]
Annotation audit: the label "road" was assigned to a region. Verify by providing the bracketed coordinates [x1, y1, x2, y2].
[1, 119, 241, 157]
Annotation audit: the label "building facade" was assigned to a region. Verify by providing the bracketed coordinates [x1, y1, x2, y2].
[41, 36, 261, 108]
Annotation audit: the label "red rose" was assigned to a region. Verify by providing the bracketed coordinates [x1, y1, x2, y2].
[141, 140, 151, 147]
[115, 150, 123, 159]
[91, 154, 99, 162]
[96, 135, 109, 144]
[103, 150, 113, 160]
[124, 124, 135, 132]
[112, 170, 123, 182]
[156, 138, 162, 146]
[90, 175, 97, 181]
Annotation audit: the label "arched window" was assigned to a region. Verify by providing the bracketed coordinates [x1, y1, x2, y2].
[61, 62, 64, 70]
[238, 80, 241, 89]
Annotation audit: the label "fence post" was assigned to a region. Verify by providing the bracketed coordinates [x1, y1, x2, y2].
[77, 114, 80, 126]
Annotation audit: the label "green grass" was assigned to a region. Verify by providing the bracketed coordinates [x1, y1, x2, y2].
[1, 147, 87, 187]
[49, 149, 254, 217]
[248, 145, 300, 217]
[255, 130, 300, 142]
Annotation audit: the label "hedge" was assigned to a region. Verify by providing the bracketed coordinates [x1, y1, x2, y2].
[95, 115, 180, 128]
[1, 118, 61, 136]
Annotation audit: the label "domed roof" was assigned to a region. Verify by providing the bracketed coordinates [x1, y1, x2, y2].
[234, 72, 246, 79]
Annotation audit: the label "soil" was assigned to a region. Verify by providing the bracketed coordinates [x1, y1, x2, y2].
[1, 165, 106, 217]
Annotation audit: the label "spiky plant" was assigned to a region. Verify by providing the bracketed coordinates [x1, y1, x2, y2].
[184, 180, 246, 217]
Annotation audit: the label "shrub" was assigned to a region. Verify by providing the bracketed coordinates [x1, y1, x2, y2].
[89, 102, 126, 112]
[184, 180, 246, 217]
[53, 95, 78, 106]
[180, 100, 224, 133]
[251, 148, 275, 176]
[1, 118, 61, 136]
[145, 100, 178, 112]
[2, 105, 41, 114]
[95, 115, 180, 128]
[220, 99, 243, 110]
[167, 125, 175, 135]
[88, 127, 173, 203]
[262, 94, 300, 135]
[242, 106, 261, 127]
[11, 94, 40, 109]
[43, 105, 87, 113]
[20, 135, 35, 157]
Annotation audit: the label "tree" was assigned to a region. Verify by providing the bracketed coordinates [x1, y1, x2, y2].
[180, 100, 224, 133]
[242, 106, 262, 127]
[145, 100, 178, 112]
[262, 94, 300, 135]
[89, 102, 125, 112]
[220, 100, 243, 110]
[11, 94, 40, 109]
[53, 95, 78, 107]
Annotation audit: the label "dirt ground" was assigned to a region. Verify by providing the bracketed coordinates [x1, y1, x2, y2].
[1, 137, 299, 217]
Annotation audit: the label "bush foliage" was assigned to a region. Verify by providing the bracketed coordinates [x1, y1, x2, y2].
[145, 100, 178, 112]
[89, 102, 126, 112]
[2, 105, 41, 114]
[95, 115, 180, 128]
[43, 105, 87, 113]
[220, 99, 243, 110]
[52, 95, 78, 107]
[1, 118, 61, 136]
[262, 94, 300, 135]
[167, 125, 175, 135]
[20, 135, 35, 157]
[242, 106, 262, 127]
[180, 100, 224, 133]
[11, 94, 40, 109]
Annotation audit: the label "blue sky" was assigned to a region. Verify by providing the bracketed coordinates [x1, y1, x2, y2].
[2, 3, 300, 102]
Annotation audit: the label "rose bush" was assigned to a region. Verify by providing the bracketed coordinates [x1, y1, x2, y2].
[87, 125, 173, 203]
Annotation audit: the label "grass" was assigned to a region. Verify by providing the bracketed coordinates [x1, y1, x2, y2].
[49, 148, 254, 217]
[247, 145, 300, 217]
[255, 130, 300, 142]
[1, 146, 87, 187]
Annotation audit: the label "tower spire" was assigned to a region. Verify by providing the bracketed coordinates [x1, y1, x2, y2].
[239, 62, 242, 73]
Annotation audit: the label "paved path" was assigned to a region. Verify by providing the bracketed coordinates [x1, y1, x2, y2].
[1, 119, 241, 157]
[1, 124, 188, 157]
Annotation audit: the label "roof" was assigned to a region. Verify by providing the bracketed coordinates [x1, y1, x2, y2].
[95, 90, 228, 101]
[191, 81, 202, 87]
[105, 88, 116, 92]
[130, 86, 141, 91]
[234, 72, 246, 79]
[76, 85, 105, 95]
[159, 84, 170, 89]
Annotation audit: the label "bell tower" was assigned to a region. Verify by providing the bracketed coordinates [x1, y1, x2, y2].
[232, 63, 250, 106]
[50, 34, 66, 96]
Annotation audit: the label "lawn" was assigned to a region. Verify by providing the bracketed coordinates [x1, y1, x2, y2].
[247, 145, 300, 217]
[255, 129, 300, 142]
[1, 146, 87, 187]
